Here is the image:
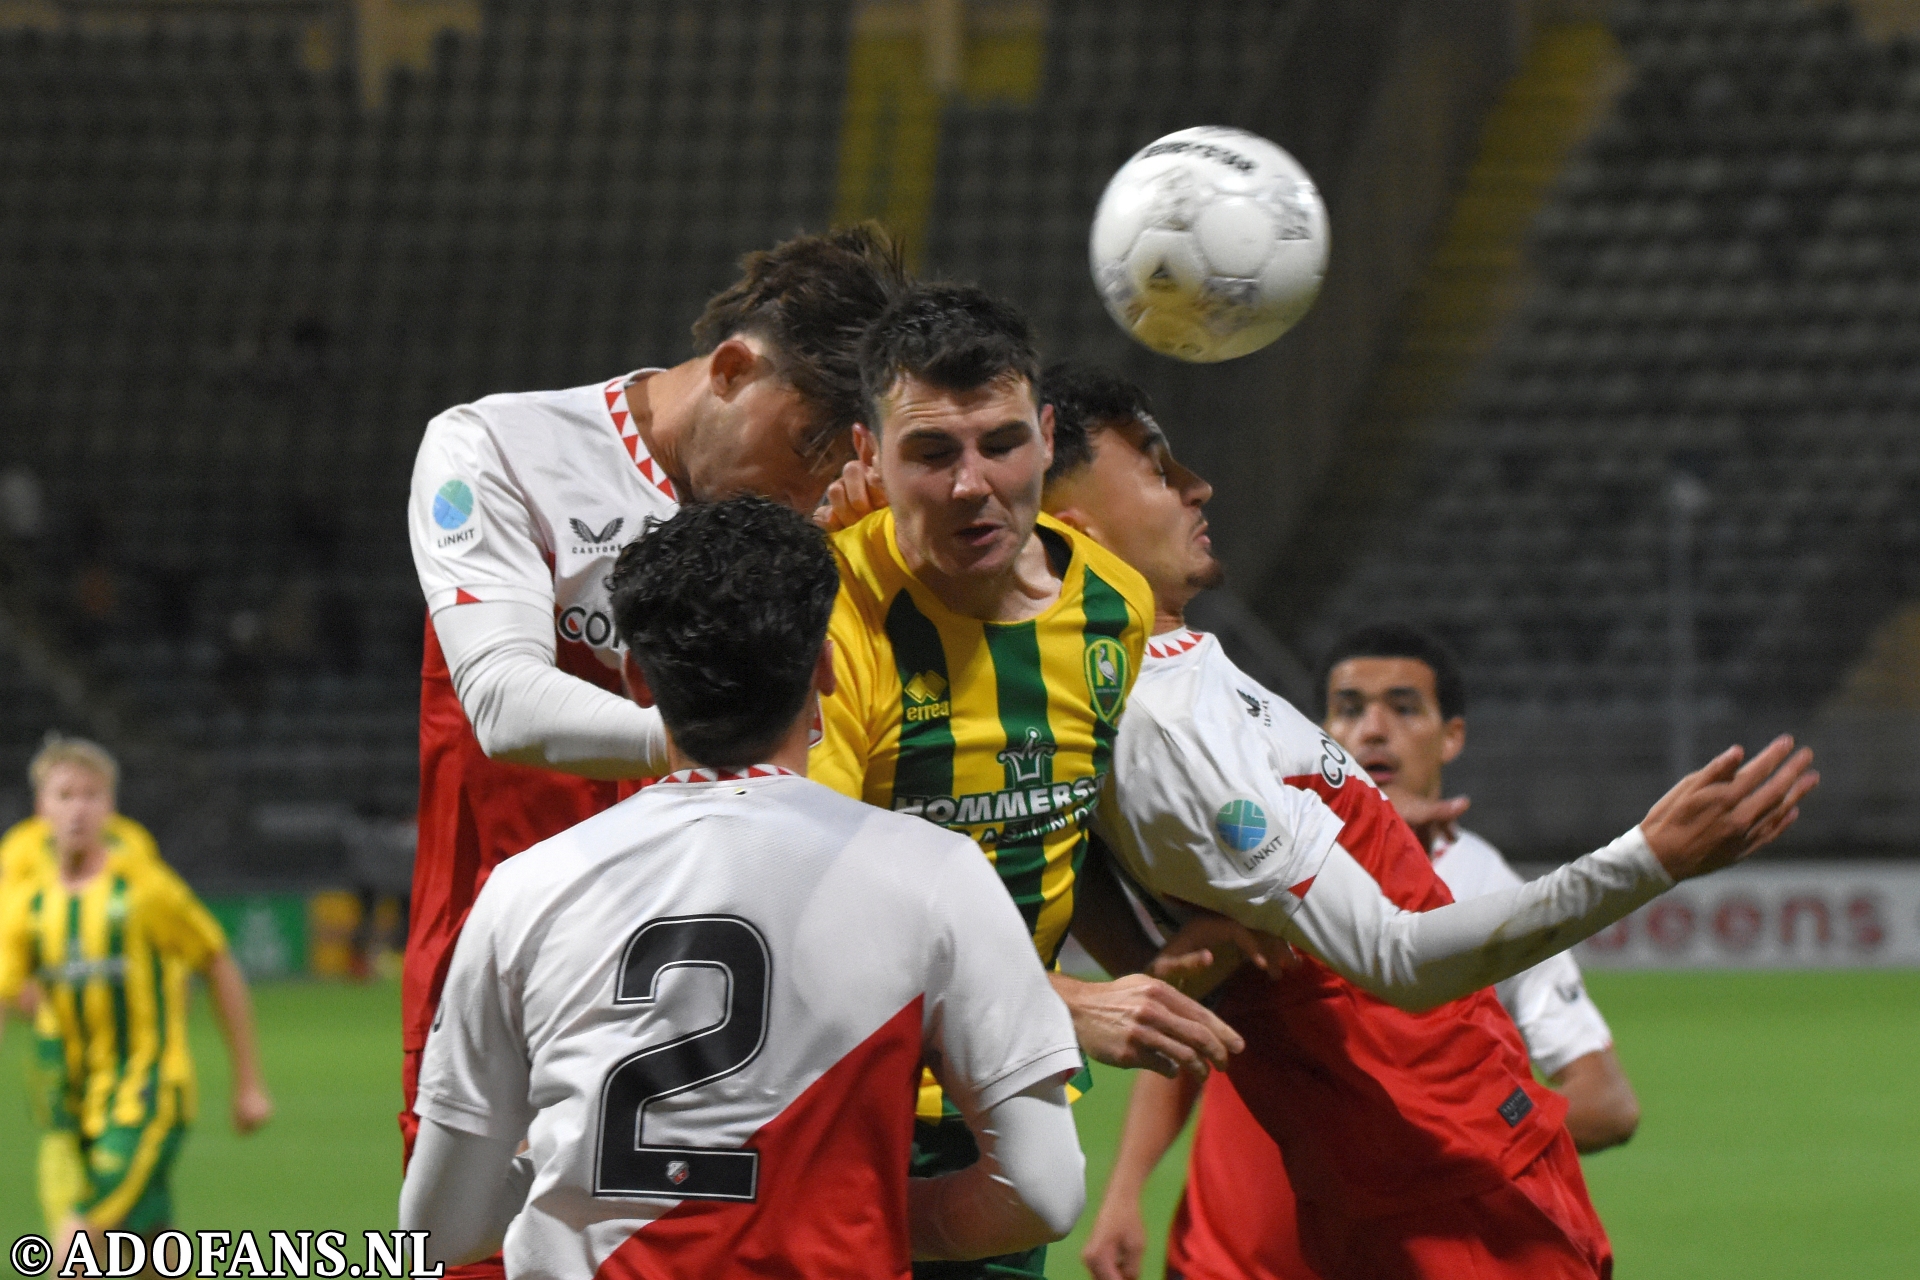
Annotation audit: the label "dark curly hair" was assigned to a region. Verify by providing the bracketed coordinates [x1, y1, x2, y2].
[609, 497, 841, 767]
[858, 283, 1040, 430]
[691, 222, 910, 462]
[1039, 360, 1157, 486]
[1317, 623, 1467, 721]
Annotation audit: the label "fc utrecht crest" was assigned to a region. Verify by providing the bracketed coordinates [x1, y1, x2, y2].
[1083, 637, 1129, 725]
[666, 1159, 691, 1186]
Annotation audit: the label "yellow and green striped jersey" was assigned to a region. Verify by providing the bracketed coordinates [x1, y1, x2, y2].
[811, 508, 1152, 967]
[0, 850, 227, 1137]
[0, 815, 162, 893]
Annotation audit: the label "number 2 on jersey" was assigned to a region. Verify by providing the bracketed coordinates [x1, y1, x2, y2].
[593, 915, 770, 1201]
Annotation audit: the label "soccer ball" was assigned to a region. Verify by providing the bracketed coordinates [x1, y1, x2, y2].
[1089, 126, 1330, 363]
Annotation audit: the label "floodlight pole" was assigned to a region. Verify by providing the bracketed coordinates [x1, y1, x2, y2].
[1666, 472, 1708, 779]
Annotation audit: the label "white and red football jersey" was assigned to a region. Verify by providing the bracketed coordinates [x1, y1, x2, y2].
[401, 373, 682, 1076]
[1095, 628, 1345, 927]
[416, 768, 1082, 1280]
[1432, 828, 1613, 1076]
[1100, 629, 1571, 1220]
[408, 371, 680, 663]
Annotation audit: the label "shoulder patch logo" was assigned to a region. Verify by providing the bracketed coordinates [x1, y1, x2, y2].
[1084, 636, 1129, 725]
[432, 479, 475, 531]
[1214, 798, 1268, 854]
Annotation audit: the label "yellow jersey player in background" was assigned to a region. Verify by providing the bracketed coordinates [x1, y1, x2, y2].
[810, 284, 1242, 1280]
[0, 736, 274, 1260]
[0, 758, 162, 892]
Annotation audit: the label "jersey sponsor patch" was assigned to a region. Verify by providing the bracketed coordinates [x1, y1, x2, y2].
[1214, 798, 1268, 854]
[1212, 797, 1294, 876]
[430, 478, 482, 551]
[433, 479, 474, 529]
[1317, 733, 1354, 789]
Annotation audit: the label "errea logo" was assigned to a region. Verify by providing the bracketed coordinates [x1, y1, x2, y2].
[904, 671, 951, 723]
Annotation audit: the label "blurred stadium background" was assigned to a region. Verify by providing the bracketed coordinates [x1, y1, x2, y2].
[1, 0, 1917, 1274]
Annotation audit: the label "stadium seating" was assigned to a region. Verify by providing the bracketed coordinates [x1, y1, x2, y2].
[0, 2, 857, 877]
[3, 0, 1909, 872]
[1301, 0, 1920, 855]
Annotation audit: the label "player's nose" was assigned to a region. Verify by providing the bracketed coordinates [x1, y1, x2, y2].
[950, 455, 992, 501]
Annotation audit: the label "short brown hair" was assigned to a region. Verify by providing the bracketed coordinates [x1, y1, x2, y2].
[690, 222, 910, 461]
[29, 733, 119, 795]
[858, 283, 1039, 432]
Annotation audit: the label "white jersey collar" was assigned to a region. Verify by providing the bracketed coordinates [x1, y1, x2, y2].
[603, 370, 678, 502]
[656, 764, 799, 785]
[1145, 628, 1206, 661]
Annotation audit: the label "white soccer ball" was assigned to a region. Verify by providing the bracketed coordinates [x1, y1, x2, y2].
[1089, 126, 1330, 363]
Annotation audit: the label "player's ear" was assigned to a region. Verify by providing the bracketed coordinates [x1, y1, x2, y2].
[621, 652, 657, 709]
[1441, 716, 1465, 765]
[1037, 401, 1055, 466]
[852, 422, 879, 469]
[706, 337, 759, 399]
[1046, 500, 1093, 539]
[811, 638, 838, 698]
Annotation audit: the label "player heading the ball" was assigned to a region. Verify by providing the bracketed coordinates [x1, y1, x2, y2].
[402, 225, 910, 1187]
[400, 497, 1086, 1279]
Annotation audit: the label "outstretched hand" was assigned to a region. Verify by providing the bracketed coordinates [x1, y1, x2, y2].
[1050, 973, 1244, 1080]
[1640, 736, 1819, 881]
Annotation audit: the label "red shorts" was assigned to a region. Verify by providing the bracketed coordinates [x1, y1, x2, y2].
[1292, 1129, 1612, 1280]
[1166, 1071, 1312, 1280]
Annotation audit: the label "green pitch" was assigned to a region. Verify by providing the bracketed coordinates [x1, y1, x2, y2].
[1, 982, 403, 1251]
[1048, 970, 1920, 1278]
[4, 972, 1917, 1277]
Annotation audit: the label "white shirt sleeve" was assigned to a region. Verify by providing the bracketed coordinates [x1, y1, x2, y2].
[410, 405, 556, 614]
[398, 1119, 532, 1267]
[907, 1082, 1084, 1261]
[430, 601, 670, 779]
[1435, 836, 1614, 1077]
[415, 874, 536, 1143]
[1497, 949, 1613, 1077]
[919, 839, 1083, 1116]
[411, 404, 672, 779]
[1285, 830, 1669, 1012]
[1096, 698, 1344, 935]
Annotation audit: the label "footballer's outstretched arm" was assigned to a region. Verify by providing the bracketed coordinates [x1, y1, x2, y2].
[1281, 737, 1816, 1010]
[909, 1080, 1085, 1261]
[400, 1120, 531, 1267]
[1115, 701, 1817, 1013]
